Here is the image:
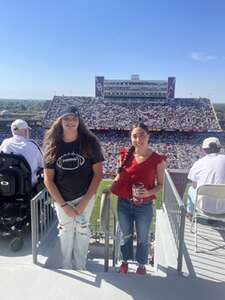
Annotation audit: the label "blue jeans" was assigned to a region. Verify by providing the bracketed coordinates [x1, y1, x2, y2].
[117, 199, 153, 265]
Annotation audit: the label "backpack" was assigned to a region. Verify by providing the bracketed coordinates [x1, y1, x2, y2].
[0, 152, 32, 197]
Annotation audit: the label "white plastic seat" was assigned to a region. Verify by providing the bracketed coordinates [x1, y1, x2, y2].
[190, 184, 225, 252]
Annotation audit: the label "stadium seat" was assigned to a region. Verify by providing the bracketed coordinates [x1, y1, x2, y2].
[190, 184, 225, 252]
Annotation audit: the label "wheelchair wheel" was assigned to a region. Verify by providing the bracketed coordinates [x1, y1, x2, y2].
[9, 237, 24, 252]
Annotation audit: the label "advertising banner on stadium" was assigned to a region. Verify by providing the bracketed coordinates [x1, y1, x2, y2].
[95, 76, 104, 97]
[167, 77, 176, 99]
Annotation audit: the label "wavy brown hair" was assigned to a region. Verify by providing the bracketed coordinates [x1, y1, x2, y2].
[44, 116, 100, 164]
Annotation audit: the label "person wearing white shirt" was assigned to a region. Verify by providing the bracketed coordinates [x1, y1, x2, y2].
[187, 137, 225, 218]
[0, 119, 43, 187]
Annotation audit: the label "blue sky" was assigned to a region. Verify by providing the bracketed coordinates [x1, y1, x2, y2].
[0, 0, 224, 102]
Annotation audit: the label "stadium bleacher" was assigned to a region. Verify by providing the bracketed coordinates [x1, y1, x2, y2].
[1, 96, 224, 177]
[43, 96, 221, 132]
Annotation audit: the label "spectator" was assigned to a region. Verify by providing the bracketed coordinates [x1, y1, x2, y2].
[111, 122, 166, 275]
[0, 119, 43, 187]
[186, 137, 225, 219]
[43, 106, 104, 270]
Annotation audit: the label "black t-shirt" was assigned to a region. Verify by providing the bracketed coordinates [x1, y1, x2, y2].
[44, 138, 104, 201]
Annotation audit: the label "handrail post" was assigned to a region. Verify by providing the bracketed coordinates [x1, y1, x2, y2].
[31, 198, 38, 264]
[100, 189, 111, 272]
[104, 190, 110, 272]
[177, 206, 186, 273]
[112, 215, 116, 267]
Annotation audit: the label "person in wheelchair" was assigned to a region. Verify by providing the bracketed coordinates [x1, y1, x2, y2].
[0, 120, 44, 251]
[0, 119, 43, 190]
[0, 152, 34, 251]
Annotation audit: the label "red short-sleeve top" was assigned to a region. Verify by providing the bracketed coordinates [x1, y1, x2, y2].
[111, 148, 165, 200]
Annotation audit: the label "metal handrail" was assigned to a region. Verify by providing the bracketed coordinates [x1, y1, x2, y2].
[31, 187, 117, 269]
[99, 189, 119, 271]
[165, 169, 184, 208]
[31, 188, 57, 264]
[163, 169, 186, 273]
[99, 189, 110, 271]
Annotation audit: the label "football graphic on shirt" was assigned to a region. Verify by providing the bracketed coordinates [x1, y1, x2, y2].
[56, 152, 85, 170]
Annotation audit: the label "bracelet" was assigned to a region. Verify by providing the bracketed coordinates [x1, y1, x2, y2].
[61, 203, 68, 208]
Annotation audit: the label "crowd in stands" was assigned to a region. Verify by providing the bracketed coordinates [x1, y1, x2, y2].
[1, 96, 224, 178]
[43, 96, 221, 132]
[2, 129, 223, 178]
[93, 131, 225, 177]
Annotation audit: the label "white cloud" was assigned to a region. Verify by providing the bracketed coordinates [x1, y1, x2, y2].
[190, 52, 217, 62]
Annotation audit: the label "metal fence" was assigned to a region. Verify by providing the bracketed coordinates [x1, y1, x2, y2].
[31, 188, 57, 264]
[99, 189, 120, 271]
[168, 169, 189, 200]
[31, 172, 187, 271]
[163, 169, 186, 272]
[30, 187, 119, 271]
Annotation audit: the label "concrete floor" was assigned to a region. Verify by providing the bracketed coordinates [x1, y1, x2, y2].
[1, 221, 225, 300]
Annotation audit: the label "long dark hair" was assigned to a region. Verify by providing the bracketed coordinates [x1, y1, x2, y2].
[44, 116, 100, 164]
[117, 122, 150, 173]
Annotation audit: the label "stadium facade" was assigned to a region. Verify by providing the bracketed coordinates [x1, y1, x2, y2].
[95, 75, 176, 99]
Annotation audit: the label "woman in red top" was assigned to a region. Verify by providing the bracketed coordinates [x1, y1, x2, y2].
[111, 123, 165, 275]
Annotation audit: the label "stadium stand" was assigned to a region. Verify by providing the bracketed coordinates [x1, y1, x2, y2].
[1, 96, 224, 177]
[43, 96, 221, 132]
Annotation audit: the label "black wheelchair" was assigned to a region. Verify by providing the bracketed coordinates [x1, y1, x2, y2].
[0, 152, 41, 251]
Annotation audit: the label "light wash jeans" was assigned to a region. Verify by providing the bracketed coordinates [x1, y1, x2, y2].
[55, 195, 95, 269]
[186, 185, 196, 214]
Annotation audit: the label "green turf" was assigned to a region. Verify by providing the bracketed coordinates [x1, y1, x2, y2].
[90, 179, 162, 234]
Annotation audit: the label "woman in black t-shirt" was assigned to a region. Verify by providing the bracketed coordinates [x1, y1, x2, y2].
[44, 106, 104, 269]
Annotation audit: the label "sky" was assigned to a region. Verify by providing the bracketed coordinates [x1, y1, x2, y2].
[0, 0, 225, 102]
